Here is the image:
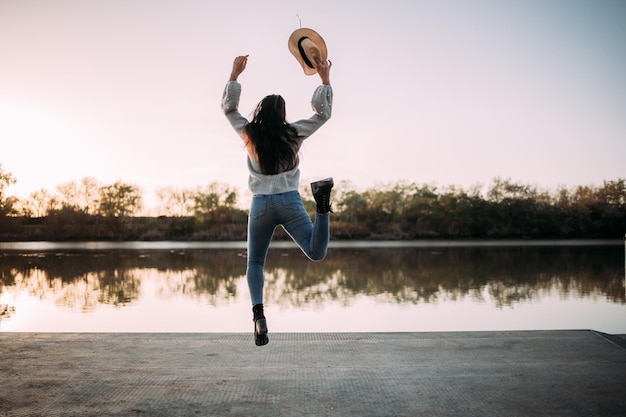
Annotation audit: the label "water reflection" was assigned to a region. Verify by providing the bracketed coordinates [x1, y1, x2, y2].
[0, 250, 246, 312]
[266, 245, 625, 307]
[0, 245, 624, 331]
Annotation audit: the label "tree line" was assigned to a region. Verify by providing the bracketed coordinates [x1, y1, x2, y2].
[1, 164, 625, 240]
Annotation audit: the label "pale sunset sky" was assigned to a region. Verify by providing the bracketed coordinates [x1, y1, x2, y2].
[1, 0, 625, 211]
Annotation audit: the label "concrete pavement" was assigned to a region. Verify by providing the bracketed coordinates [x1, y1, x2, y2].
[1, 331, 625, 416]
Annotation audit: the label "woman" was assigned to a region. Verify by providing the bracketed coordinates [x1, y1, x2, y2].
[222, 54, 334, 346]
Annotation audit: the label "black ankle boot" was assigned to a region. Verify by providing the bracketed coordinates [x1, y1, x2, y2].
[311, 178, 334, 214]
[252, 304, 268, 346]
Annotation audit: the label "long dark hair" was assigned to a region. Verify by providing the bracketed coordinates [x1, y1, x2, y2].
[244, 94, 299, 175]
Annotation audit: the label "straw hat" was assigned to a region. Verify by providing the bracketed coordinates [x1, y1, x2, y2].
[288, 28, 327, 75]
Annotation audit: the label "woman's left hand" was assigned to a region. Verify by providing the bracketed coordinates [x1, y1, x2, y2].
[230, 55, 249, 81]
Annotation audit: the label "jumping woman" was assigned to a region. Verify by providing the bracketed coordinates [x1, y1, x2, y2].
[221, 48, 333, 346]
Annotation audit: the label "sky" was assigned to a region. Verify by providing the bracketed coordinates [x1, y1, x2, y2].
[1, 0, 625, 212]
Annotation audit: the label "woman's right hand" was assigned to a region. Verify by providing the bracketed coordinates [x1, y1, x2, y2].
[229, 55, 249, 81]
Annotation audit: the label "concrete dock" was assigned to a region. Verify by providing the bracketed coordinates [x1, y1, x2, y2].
[1, 330, 625, 416]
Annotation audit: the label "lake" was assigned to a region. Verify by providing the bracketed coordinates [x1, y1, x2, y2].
[1, 240, 624, 334]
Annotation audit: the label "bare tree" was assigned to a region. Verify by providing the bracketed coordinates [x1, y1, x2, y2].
[56, 181, 80, 210]
[156, 186, 195, 217]
[80, 177, 101, 214]
[56, 177, 100, 214]
[0, 164, 17, 216]
[28, 188, 59, 217]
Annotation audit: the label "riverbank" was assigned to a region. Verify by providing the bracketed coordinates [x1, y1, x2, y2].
[0, 238, 622, 251]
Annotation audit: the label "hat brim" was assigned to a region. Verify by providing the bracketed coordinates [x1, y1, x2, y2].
[288, 28, 328, 75]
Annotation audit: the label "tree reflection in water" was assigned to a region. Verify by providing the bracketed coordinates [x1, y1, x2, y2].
[0, 245, 623, 323]
[264, 245, 624, 308]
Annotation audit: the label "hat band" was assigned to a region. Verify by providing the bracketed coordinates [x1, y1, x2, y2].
[297, 37, 316, 69]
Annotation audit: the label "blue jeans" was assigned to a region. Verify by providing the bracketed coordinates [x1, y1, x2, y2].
[247, 191, 330, 306]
